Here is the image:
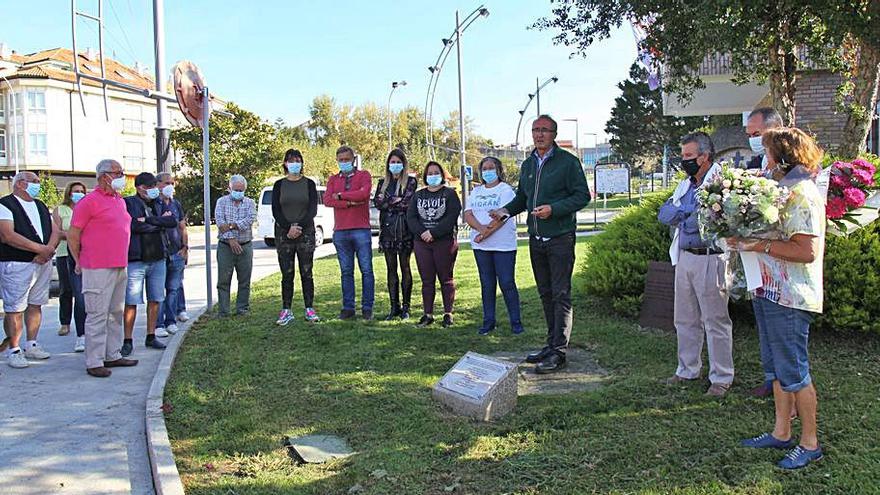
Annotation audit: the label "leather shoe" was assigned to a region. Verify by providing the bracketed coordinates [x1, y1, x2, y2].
[87, 367, 112, 378]
[535, 352, 567, 374]
[525, 347, 552, 364]
[104, 358, 139, 368]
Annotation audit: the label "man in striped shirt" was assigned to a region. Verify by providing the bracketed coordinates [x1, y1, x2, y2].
[215, 175, 256, 317]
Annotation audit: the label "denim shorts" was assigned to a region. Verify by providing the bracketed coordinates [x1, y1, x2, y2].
[752, 296, 813, 393]
[126, 259, 167, 305]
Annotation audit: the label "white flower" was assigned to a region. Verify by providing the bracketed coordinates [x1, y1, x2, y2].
[733, 179, 742, 188]
[712, 203, 722, 212]
[764, 206, 779, 223]
[722, 179, 732, 188]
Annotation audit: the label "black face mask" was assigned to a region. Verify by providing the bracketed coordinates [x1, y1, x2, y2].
[681, 158, 701, 177]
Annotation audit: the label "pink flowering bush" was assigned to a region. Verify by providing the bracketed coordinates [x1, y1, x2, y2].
[826, 156, 880, 221]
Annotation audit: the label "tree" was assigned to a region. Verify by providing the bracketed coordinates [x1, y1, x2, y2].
[605, 63, 704, 171]
[37, 171, 63, 209]
[170, 102, 285, 222]
[534, 1, 844, 127]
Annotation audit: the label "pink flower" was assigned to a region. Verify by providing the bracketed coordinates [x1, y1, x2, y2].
[833, 161, 853, 171]
[852, 169, 875, 186]
[852, 158, 876, 175]
[827, 196, 848, 219]
[830, 174, 849, 189]
[843, 187, 866, 209]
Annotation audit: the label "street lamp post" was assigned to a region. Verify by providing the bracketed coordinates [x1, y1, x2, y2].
[563, 118, 579, 165]
[584, 132, 599, 227]
[387, 80, 406, 152]
[514, 76, 558, 151]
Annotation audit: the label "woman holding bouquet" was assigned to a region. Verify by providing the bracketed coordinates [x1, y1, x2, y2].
[729, 127, 826, 470]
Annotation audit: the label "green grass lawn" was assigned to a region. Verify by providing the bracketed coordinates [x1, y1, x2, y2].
[165, 238, 880, 494]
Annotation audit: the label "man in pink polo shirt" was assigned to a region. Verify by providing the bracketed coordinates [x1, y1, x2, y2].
[67, 159, 139, 378]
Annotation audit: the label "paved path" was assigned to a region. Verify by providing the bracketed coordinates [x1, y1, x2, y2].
[0, 237, 345, 495]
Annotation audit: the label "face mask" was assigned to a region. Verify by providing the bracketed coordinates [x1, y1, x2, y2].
[146, 187, 160, 200]
[162, 185, 175, 198]
[749, 136, 765, 154]
[389, 163, 404, 175]
[287, 162, 302, 175]
[338, 161, 354, 174]
[111, 177, 126, 192]
[26, 182, 41, 199]
[71, 192, 85, 203]
[230, 190, 245, 201]
[681, 158, 701, 177]
[426, 174, 442, 187]
[482, 169, 498, 184]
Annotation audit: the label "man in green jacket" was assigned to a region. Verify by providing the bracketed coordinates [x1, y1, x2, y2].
[491, 114, 591, 373]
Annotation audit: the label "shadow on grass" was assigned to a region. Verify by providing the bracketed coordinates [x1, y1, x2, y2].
[165, 239, 880, 495]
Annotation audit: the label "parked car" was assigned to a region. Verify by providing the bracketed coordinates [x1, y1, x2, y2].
[257, 185, 335, 247]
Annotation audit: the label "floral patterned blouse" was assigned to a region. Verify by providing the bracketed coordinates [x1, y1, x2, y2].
[753, 166, 825, 313]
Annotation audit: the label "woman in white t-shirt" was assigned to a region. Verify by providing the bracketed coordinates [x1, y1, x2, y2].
[464, 157, 524, 335]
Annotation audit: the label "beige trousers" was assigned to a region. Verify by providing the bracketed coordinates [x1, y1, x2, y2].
[673, 251, 734, 385]
[82, 268, 127, 369]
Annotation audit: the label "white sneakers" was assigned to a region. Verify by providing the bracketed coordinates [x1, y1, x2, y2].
[165, 323, 179, 335]
[74, 337, 86, 353]
[7, 351, 28, 368]
[155, 327, 169, 338]
[177, 312, 190, 322]
[24, 343, 51, 360]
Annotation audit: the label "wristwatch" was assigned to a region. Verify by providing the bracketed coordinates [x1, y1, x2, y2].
[763, 240, 772, 254]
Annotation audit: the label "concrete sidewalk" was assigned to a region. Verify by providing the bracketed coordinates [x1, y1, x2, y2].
[0, 239, 346, 495]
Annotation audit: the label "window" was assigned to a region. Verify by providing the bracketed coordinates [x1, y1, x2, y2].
[122, 104, 144, 134]
[123, 141, 144, 170]
[261, 190, 272, 205]
[27, 90, 46, 114]
[29, 132, 47, 158]
[0, 129, 6, 159]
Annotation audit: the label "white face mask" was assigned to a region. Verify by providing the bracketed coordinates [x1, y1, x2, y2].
[749, 136, 765, 154]
[162, 184, 175, 198]
[111, 177, 126, 192]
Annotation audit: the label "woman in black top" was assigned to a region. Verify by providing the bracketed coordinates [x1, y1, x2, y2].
[406, 161, 462, 328]
[373, 149, 418, 320]
[272, 148, 319, 325]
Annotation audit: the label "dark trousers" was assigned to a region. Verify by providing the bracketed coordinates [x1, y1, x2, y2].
[161, 254, 185, 327]
[473, 249, 522, 327]
[384, 250, 413, 310]
[59, 256, 86, 336]
[277, 234, 316, 309]
[529, 233, 576, 352]
[413, 237, 457, 315]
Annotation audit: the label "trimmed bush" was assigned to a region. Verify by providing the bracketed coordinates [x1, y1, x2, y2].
[578, 192, 672, 316]
[578, 189, 880, 335]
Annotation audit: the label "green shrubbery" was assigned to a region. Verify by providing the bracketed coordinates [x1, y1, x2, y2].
[578, 192, 672, 316]
[578, 186, 880, 335]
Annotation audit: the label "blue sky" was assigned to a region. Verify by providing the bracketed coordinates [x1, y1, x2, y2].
[1, 0, 637, 146]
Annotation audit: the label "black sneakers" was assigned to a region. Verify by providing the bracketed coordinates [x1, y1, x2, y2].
[416, 314, 435, 327]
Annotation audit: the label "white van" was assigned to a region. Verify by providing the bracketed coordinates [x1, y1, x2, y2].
[257, 185, 335, 247]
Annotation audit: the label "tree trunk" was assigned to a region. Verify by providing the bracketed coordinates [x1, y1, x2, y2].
[768, 42, 798, 125]
[838, 39, 880, 160]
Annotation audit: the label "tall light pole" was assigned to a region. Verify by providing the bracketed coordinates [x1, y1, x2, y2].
[387, 80, 406, 152]
[583, 132, 599, 168]
[563, 118, 579, 165]
[454, 9, 468, 212]
[514, 76, 558, 150]
[423, 6, 489, 159]
[153, 0, 169, 173]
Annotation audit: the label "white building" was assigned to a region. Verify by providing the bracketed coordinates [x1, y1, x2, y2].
[0, 45, 189, 189]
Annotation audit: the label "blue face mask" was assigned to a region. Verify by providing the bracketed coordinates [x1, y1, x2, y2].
[426, 174, 442, 187]
[71, 192, 85, 203]
[146, 187, 160, 200]
[389, 163, 404, 175]
[287, 162, 302, 175]
[230, 190, 245, 201]
[338, 161, 354, 174]
[26, 182, 41, 199]
[482, 169, 498, 184]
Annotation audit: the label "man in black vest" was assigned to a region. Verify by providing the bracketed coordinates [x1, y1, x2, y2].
[0, 172, 59, 369]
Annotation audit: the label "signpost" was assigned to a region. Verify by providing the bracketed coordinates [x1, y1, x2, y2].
[593, 163, 631, 227]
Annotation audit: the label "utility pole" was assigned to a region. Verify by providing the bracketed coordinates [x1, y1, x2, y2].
[455, 10, 468, 214]
[535, 77, 540, 117]
[153, 0, 169, 173]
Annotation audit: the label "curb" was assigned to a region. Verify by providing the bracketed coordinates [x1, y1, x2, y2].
[145, 306, 207, 495]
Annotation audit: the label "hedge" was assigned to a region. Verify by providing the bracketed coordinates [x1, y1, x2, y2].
[579, 188, 880, 335]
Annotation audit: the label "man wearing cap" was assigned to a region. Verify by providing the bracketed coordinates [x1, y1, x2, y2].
[122, 172, 178, 356]
[0, 172, 59, 369]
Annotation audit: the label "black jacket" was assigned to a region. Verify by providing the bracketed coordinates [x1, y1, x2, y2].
[746, 154, 765, 170]
[0, 194, 52, 262]
[406, 186, 462, 241]
[124, 194, 178, 262]
[271, 177, 318, 235]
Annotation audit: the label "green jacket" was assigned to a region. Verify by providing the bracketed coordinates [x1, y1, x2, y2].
[504, 144, 591, 238]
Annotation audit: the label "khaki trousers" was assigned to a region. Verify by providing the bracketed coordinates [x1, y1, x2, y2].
[673, 251, 734, 384]
[82, 268, 126, 369]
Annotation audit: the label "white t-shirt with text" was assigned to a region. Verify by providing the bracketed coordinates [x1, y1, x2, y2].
[466, 182, 517, 252]
[0, 195, 45, 242]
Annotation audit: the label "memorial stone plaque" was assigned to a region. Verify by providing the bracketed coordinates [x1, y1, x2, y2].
[639, 260, 676, 332]
[432, 352, 518, 421]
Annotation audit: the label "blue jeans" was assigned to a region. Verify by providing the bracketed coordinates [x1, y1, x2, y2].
[752, 297, 813, 393]
[126, 260, 167, 305]
[473, 249, 521, 327]
[333, 229, 374, 311]
[161, 254, 185, 327]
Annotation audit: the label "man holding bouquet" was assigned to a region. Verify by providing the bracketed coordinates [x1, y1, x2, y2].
[658, 132, 734, 397]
